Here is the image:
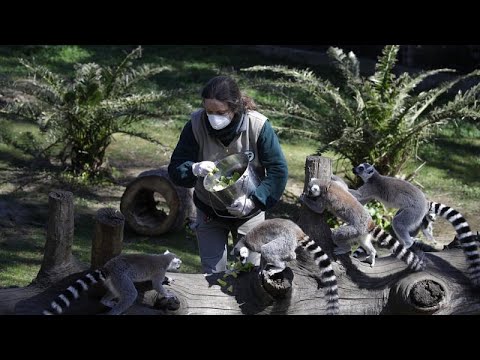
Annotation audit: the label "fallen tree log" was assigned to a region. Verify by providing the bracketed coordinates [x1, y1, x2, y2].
[7, 248, 480, 315]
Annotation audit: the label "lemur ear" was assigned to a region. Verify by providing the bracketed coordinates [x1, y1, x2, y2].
[164, 250, 170, 255]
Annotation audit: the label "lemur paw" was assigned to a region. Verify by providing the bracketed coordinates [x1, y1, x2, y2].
[100, 299, 118, 308]
[265, 269, 276, 277]
[156, 292, 180, 311]
[365, 254, 376, 268]
[262, 268, 281, 278]
[165, 294, 176, 300]
[404, 240, 414, 250]
[162, 276, 174, 285]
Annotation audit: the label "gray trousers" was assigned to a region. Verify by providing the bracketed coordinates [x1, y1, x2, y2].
[194, 208, 265, 274]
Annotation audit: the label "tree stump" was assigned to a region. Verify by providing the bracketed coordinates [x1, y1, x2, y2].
[297, 156, 334, 257]
[33, 190, 86, 287]
[91, 208, 124, 268]
[120, 166, 196, 236]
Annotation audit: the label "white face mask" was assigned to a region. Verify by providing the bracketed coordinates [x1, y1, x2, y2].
[206, 113, 232, 130]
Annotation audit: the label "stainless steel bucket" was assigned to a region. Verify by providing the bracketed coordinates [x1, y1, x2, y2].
[203, 153, 260, 214]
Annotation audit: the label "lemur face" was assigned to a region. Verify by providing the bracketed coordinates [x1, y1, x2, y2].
[353, 163, 375, 182]
[307, 178, 322, 197]
[239, 247, 250, 265]
[168, 256, 182, 271]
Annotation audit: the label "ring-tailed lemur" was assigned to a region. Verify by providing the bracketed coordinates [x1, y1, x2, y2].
[350, 163, 430, 249]
[351, 163, 480, 287]
[303, 177, 425, 271]
[43, 250, 182, 315]
[233, 218, 340, 315]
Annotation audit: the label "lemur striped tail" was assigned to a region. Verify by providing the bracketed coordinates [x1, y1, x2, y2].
[353, 228, 425, 271]
[371, 227, 426, 271]
[42, 269, 108, 315]
[429, 201, 480, 287]
[353, 213, 435, 259]
[298, 235, 339, 315]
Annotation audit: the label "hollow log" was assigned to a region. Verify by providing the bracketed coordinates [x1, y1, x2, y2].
[33, 190, 86, 287]
[91, 208, 125, 269]
[7, 248, 480, 315]
[120, 166, 196, 236]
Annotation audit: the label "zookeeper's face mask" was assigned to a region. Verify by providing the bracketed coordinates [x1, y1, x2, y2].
[206, 113, 232, 130]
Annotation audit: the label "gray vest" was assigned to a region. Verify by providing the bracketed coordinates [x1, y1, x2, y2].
[191, 109, 267, 210]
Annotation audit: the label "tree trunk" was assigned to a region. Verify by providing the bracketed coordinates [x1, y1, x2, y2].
[6, 248, 480, 315]
[120, 166, 196, 236]
[297, 156, 334, 257]
[33, 190, 86, 287]
[91, 208, 124, 269]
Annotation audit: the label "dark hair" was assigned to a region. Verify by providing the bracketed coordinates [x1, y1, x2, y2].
[201, 75, 257, 114]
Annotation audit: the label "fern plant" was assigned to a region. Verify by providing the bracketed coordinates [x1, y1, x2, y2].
[242, 45, 480, 183]
[1, 46, 173, 178]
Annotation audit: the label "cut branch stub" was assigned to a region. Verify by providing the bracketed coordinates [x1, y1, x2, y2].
[387, 272, 449, 314]
[120, 166, 196, 236]
[42, 190, 74, 268]
[34, 190, 86, 287]
[302, 155, 332, 194]
[91, 208, 125, 269]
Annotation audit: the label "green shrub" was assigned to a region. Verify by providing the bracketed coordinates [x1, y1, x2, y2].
[242, 45, 480, 184]
[1, 46, 174, 178]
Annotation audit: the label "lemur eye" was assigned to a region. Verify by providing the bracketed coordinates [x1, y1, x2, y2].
[358, 165, 364, 171]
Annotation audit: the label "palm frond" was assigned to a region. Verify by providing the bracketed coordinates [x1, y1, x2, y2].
[370, 45, 399, 99]
[403, 70, 480, 127]
[98, 92, 167, 113]
[18, 58, 65, 99]
[327, 47, 360, 81]
[121, 65, 172, 91]
[390, 68, 456, 118]
[104, 46, 144, 97]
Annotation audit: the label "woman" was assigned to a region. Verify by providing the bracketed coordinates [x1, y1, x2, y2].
[168, 75, 288, 274]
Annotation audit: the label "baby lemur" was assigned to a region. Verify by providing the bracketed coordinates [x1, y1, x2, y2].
[303, 177, 425, 271]
[234, 218, 339, 315]
[351, 163, 480, 287]
[43, 250, 182, 315]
